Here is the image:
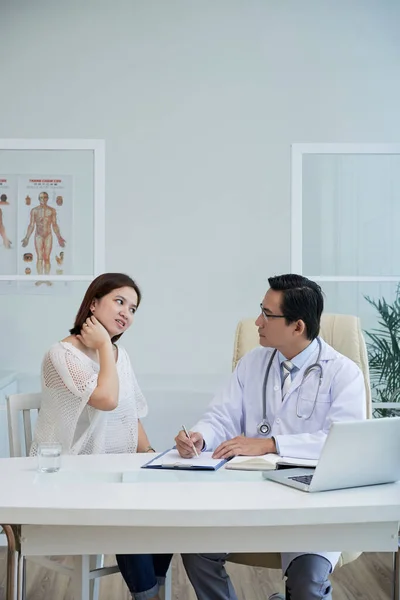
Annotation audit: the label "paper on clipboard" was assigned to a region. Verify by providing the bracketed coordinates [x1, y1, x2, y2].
[141, 449, 226, 471]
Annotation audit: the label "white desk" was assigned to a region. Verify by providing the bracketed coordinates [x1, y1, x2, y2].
[1, 453, 399, 553]
[1, 453, 399, 597]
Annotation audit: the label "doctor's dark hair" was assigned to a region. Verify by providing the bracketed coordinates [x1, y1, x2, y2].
[268, 274, 323, 341]
[70, 273, 142, 343]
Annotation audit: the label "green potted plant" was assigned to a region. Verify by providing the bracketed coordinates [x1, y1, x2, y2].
[364, 284, 400, 418]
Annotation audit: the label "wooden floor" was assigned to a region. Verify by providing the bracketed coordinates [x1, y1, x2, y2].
[0, 550, 394, 599]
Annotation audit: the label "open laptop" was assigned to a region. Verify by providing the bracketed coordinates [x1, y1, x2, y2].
[263, 417, 400, 492]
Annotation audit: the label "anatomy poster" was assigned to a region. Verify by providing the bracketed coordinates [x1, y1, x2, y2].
[17, 175, 72, 293]
[0, 175, 18, 293]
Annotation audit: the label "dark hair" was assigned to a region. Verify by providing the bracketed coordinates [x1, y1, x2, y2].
[268, 274, 323, 341]
[70, 273, 142, 343]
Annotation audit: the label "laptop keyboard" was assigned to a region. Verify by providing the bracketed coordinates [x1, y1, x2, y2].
[288, 474, 314, 485]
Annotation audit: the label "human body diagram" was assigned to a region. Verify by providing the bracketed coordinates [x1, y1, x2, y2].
[0, 207, 11, 249]
[21, 192, 66, 275]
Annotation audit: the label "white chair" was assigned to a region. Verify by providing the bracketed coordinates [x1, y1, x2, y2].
[6, 392, 120, 600]
[6, 391, 173, 600]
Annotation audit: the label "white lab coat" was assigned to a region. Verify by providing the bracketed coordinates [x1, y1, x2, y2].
[192, 337, 366, 573]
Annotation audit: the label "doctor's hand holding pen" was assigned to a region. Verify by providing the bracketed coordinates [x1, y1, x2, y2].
[175, 428, 204, 458]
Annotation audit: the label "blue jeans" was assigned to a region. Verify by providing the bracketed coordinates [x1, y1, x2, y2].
[116, 553, 172, 599]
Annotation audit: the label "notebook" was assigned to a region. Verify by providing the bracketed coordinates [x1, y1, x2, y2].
[224, 453, 317, 471]
[141, 449, 227, 471]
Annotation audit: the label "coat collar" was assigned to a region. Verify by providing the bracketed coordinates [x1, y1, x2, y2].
[270, 337, 337, 394]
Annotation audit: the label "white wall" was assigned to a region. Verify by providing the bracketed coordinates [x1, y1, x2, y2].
[0, 0, 400, 431]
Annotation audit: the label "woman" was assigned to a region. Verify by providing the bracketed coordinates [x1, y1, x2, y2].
[31, 272, 171, 600]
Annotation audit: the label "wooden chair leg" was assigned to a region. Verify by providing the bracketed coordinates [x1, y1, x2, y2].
[3, 525, 18, 600]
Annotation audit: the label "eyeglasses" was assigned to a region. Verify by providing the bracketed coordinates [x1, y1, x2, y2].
[259, 303, 286, 322]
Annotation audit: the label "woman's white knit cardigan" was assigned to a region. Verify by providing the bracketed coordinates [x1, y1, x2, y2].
[31, 341, 148, 456]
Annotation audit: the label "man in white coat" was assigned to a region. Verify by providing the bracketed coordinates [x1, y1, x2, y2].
[175, 274, 366, 600]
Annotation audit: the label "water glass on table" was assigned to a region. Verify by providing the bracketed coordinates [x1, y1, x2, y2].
[37, 442, 62, 473]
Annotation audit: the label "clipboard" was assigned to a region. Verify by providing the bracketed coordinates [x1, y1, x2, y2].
[141, 448, 228, 471]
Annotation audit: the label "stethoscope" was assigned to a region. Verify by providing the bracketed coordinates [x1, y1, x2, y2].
[257, 337, 323, 436]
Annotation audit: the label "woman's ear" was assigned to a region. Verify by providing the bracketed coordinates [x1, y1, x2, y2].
[90, 299, 96, 313]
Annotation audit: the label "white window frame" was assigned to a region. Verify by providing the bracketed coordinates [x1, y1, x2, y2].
[0, 138, 105, 282]
[291, 143, 400, 412]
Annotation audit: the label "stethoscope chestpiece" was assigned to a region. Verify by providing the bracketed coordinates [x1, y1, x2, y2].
[257, 420, 271, 436]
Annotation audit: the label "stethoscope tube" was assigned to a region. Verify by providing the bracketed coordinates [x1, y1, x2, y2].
[257, 337, 323, 436]
[257, 349, 277, 436]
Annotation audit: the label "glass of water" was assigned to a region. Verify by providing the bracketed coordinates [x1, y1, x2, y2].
[37, 442, 62, 473]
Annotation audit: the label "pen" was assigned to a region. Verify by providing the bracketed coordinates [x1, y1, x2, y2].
[182, 424, 199, 458]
